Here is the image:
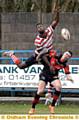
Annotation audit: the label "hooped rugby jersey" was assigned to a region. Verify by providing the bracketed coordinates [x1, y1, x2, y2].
[34, 25, 54, 54]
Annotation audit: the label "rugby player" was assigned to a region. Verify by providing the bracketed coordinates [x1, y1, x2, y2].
[29, 50, 73, 114]
[2, 5, 60, 69]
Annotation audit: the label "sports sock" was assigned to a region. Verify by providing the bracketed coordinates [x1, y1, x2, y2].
[10, 54, 21, 65]
[32, 94, 40, 108]
[51, 90, 61, 106]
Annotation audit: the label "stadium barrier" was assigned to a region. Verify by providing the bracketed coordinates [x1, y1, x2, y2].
[0, 50, 79, 63]
[0, 50, 79, 104]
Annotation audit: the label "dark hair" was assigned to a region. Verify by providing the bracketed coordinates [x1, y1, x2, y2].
[36, 23, 43, 27]
[68, 51, 73, 56]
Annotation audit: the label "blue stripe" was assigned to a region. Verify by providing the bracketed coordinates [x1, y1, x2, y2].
[0, 50, 79, 60]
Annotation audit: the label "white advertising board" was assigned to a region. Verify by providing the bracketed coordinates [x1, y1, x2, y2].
[0, 64, 79, 88]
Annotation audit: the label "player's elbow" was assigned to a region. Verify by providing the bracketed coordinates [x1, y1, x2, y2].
[51, 20, 59, 29]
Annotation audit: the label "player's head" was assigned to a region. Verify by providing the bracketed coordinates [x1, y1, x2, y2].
[49, 50, 57, 57]
[60, 51, 72, 62]
[36, 23, 45, 34]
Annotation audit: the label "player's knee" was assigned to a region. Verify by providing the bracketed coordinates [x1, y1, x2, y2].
[17, 63, 24, 69]
[37, 81, 46, 95]
[37, 89, 44, 95]
[55, 85, 61, 91]
[17, 61, 29, 69]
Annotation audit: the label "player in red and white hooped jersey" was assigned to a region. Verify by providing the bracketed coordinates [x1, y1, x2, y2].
[2, 6, 60, 70]
[34, 25, 54, 53]
[34, 7, 59, 57]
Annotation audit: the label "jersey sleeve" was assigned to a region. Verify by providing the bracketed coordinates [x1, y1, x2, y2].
[64, 65, 70, 74]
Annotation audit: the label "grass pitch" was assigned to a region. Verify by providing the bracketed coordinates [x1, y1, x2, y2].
[0, 101, 79, 114]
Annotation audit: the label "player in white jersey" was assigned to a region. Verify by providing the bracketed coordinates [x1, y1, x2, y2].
[35, 25, 54, 52]
[34, 7, 59, 59]
[2, 6, 60, 70]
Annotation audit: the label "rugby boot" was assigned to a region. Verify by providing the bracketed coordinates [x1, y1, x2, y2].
[2, 50, 14, 57]
[49, 105, 55, 114]
[28, 108, 35, 114]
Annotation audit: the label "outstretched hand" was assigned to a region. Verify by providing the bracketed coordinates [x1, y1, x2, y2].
[66, 74, 74, 83]
[53, 6, 61, 13]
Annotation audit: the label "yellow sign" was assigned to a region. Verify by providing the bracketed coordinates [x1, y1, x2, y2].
[0, 114, 79, 120]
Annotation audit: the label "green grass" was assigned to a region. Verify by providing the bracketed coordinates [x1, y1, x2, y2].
[0, 102, 79, 114]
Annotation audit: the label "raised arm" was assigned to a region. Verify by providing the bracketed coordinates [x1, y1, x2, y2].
[51, 6, 60, 29]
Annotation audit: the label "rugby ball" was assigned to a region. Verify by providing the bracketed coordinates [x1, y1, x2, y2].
[61, 28, 70, 40]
